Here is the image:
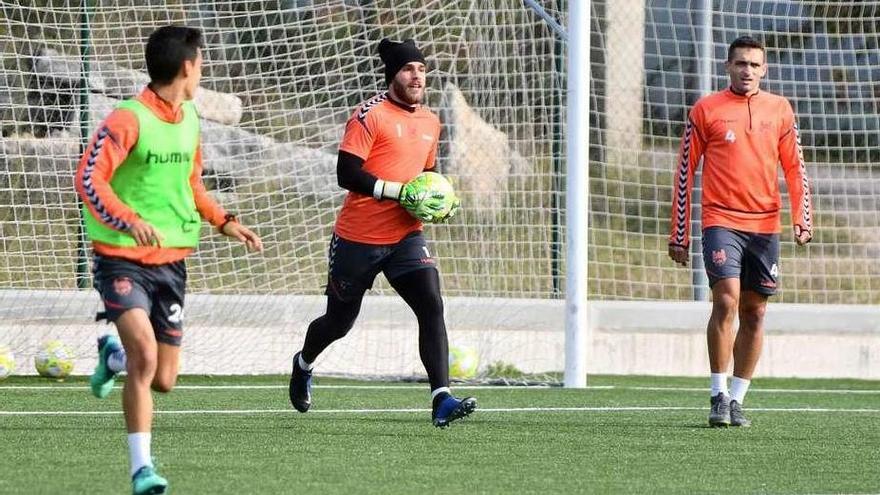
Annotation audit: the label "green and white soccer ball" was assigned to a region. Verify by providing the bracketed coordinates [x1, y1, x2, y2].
[449, 345, 479, 380]
[419, 171, 455, 197]
[34, 340, 74, 379]
[403, 171, 460, 223]
[0, 346, 15, 380]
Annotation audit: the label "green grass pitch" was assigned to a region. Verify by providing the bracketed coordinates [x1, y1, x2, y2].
[1, 375, 878, 494]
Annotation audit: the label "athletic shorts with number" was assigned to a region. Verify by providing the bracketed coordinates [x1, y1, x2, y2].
[92, 255, 187, 346]
[325, 231, 437, 302]
[701, 226, 780, 296]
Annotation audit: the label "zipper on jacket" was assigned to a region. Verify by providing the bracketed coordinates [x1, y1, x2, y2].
[747, 93, 754, 130]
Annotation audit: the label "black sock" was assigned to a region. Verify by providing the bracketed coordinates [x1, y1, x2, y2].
[388, 269, 450, 391]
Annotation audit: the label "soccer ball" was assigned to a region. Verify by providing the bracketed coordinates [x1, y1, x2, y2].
[419, 171, 455, 197]
[405, 171, 459, 223]
[449, 345, 479, 380]
[34, 340, 75, 379]
[0, 346, 15, 380]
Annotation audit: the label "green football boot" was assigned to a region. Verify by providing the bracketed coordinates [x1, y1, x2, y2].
[90, 334, 122, 398]
[132, 465, 168, 495]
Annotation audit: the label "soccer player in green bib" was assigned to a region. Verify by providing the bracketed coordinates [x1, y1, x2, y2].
[75, 26, 262, 494]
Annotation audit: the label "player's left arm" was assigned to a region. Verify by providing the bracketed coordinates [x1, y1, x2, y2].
[778, 99, 813, 246]
[190, 145, 262, 252]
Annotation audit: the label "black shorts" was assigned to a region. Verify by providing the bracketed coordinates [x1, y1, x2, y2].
[92, 255, 187, 346]
[701, 226, 780, 296]
[325, 231, 437, 302]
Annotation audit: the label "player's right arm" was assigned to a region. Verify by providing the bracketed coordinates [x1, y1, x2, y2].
[336, 148, 442, 220]
[668, 105, 706, 266]
[74, 109, 162, 246]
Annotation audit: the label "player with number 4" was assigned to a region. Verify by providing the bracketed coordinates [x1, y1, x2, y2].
[287, 38, 474, 428]
[75, 26, 262, 494]
[668, 36, 812, 428]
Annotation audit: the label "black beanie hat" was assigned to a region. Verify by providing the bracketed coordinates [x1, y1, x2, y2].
[378, 38, 426, 85]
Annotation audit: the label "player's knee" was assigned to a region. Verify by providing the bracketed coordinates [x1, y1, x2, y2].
[712, 293, 739, 319]
[312, 313, 357, 340]
[332, 314, 357, 337]
[126, 351, 157, 382]
[739, 303, 767, 328]
[151, 376, 176, 393]
[421, 292, 444, 319]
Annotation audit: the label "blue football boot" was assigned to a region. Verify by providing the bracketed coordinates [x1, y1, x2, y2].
[432, 394, 477, 428]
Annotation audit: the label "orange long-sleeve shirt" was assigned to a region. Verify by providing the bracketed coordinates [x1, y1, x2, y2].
[75, 87, 228, 265]
[670, 88, 812, 247]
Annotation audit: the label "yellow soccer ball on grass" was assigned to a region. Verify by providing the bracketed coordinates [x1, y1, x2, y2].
[449, 345, 479, 380]
[0, 345, 15, 380]
[34, 340, 75, 379]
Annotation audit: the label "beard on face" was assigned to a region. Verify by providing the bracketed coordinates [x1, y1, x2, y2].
[391, 78, 424, 105]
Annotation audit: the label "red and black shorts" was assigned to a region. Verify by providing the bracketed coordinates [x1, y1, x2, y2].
[701, 226, 780, 296]
[92, 255, 187, 346]
[325, 231, 437, 302]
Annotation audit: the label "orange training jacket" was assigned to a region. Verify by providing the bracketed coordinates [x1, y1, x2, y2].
[670, 87, 812, 247]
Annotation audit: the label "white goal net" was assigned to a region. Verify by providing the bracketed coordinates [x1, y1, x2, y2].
[1, 1, 878, 380]
[1, 0, 568, 380]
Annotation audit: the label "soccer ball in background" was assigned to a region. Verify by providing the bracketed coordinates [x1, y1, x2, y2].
[449, 345, 479, 380]
[0, 346, 15, 380]
[34, 340, 74, 379]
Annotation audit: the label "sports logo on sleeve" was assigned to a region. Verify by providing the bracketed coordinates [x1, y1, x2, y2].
[357, 92, 389, 123]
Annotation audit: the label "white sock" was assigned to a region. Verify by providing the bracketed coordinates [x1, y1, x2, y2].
[710, 373, 728, 397]
[107, 349, 127, 373]
[730, 376, 751, 403]
[297, 353, 313, 371]
[431, 387, 450, 401]
[128, 432, 152, 477]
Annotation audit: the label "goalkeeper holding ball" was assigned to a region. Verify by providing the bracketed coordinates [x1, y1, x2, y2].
[288, 38, 475, 427]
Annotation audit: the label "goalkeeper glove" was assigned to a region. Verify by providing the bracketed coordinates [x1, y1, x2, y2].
[373, 176, 459, 223]
[436, 195, 461, 223]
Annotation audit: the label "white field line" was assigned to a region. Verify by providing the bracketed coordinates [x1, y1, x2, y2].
[1, 406, 879, 416]
[1, 384, 878, 394]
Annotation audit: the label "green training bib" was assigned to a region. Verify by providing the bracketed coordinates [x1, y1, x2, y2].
[83, 98, 202, 248]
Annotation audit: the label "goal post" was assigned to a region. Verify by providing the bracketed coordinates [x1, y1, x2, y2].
[563, 0, 589, 388]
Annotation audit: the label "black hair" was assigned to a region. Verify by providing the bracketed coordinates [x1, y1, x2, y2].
[145, 26, 204, 85]
[727, 36, 765, 62]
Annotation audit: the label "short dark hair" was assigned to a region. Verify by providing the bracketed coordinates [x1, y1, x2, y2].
[727, 36, 765, 62]
[145, 26, 204, 85]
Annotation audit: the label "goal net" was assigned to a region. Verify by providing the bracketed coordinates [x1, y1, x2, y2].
[1, 1, 878, 380]
[1, 0, 568, 380]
